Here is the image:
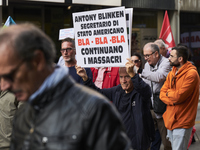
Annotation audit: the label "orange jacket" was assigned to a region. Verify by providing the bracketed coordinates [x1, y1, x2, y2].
[160, 61, 199, 130]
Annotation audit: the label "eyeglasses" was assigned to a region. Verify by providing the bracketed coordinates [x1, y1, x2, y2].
[132, 60, 140, 63]
[0, 60, 25, 82]
[143, 51, 156, 59]
[60, 48, 75, 53]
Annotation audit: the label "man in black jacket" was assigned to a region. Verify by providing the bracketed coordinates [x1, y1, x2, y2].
[76, 59, 155, 150]
[0, 23, 131, 150]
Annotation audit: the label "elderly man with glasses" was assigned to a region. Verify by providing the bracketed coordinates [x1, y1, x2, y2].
[141, 42, 172, 150]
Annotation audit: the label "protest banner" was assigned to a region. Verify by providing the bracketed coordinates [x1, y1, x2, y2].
[125, 8, 133, 56]
[73, 6, 129, 68]
[59, 28, 74, 40]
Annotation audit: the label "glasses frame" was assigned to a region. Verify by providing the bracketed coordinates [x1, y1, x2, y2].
[143, 51, 156, 59]
[60, 47, 75, 53]
[132, 59, 140, 63]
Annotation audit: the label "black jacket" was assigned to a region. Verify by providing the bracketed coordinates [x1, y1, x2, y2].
[84, 74, 155, 150]
[10, 75, 131, 150]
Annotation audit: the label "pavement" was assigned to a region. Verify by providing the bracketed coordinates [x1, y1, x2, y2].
[188, 127, 200, 150]
[189, 140, 200, 150]
[188, 101, 200, 150]
[160, 100, 200, 150]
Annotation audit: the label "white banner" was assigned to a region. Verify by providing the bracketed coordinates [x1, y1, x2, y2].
[59, 28, 74, 40]
[0, 0, 8, 6]
[73, 7, 129, 68]
[125, 8, 133, 56]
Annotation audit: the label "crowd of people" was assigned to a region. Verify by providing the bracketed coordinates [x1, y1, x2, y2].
[0, 23, 199, 150]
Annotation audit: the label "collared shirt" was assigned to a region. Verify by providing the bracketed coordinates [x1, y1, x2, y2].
[94, 67, 111, 89]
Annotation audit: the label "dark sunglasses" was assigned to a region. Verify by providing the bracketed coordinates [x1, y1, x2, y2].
[60, 48, 75, 52]
[132, 60, 140, 63]
[143, 51, 156, 58]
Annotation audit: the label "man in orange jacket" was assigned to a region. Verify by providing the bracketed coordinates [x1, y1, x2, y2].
[160, 46, 199, 150]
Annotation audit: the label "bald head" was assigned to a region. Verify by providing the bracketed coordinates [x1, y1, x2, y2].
[154, 39, 166, 48]
[143, 42, 160, 54]
[118, 67, 134, 93]
[154, 39, 167, 57]
[143, 42, 160, 66]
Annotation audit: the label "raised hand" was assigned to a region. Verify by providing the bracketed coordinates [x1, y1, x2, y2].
[125, 58, 136, 78]
[75, 65, 88, 81]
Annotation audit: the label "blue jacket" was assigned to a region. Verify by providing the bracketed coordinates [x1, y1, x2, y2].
[84, 74, 155, 150]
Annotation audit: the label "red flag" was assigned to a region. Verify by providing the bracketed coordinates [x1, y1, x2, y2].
[159, 10, 175, 51]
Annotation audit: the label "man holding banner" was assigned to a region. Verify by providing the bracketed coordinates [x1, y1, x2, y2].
[72, 6, 133, 89]
[76, 58, 155, 150]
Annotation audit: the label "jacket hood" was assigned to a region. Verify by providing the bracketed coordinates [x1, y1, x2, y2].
[171, 61, 197, 79]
